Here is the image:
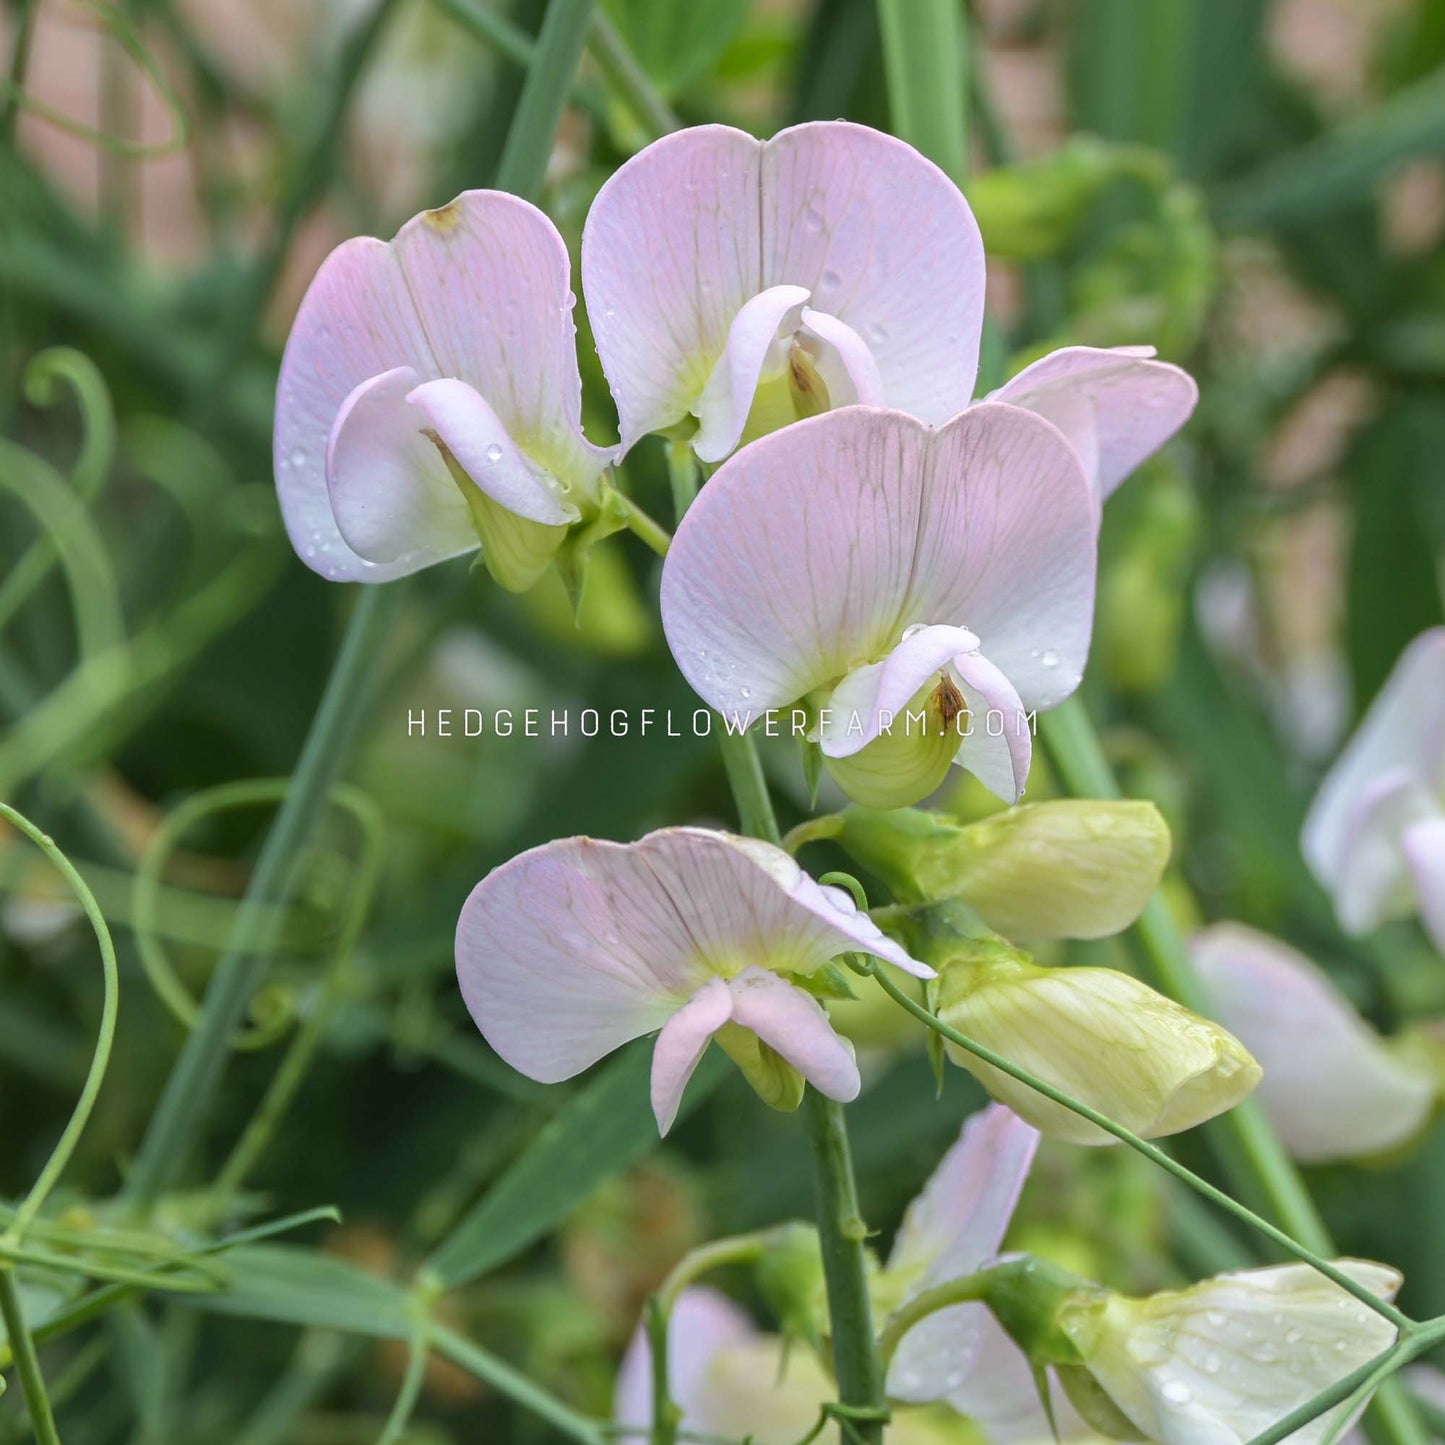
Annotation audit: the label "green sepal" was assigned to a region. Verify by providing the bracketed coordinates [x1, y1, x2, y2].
[792, 962, 860, 1003]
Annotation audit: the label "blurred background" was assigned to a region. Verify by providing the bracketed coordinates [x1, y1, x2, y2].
[2, 0, 1444, 1439]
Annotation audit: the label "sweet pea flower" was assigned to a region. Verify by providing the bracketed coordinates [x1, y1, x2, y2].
[1302, 628, 1445, 954]
[1192, 923, 1437, 1164]
[660, 405, 1098, 808]
[881, 1106, 1052, 1434]
[582, 121, 1196, 492]
[1057, 1261, 1403, 1445]
[274, 191, 613, 591]
[453, 826, 930, 1133]
[614, 1287, 966, 1445]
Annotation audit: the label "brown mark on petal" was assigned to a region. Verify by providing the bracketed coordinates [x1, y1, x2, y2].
[787, 342, 830, 419]
[934, 673, 967, 732]
[421, 201, 462, 234]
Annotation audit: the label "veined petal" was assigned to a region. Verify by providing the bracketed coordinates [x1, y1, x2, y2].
[407, 379, 580, 526]
[1333, 771, 1437, 934]
[1404, 816, 1445, 954]
[276, 191, 607, 581]
[821, 624, 981, 759]
[1191, 924, 1436, 1163]
[455, 826, 929, 1086]
[726, 967, 860, 1103]
[692, 284, 810, 463]
[1304, 628, 1445, 890]
[951, 650, 1032, 804]
[661, 405, 1096, 717]
[798, 306, 886, 407]
[990, 345, 1198, 500]
[325, 367, 476, 569]
[1071, 1262, 1401, 1445]
[651, 978, 734, 1134]
[887, 1106, 1039, 1406]
[583, 121, 984, 455]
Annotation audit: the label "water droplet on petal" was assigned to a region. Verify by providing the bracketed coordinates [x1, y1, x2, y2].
[289, 447, 306, 468]
[485, 443, 504, 463]
[1285, 1330, 1303, 1345]
[821, 267, 841, 289]
[1205, 1311, 1228, 1329]
[1041, 649, 1059, 668]
[740, 687, 752, 699]
[1162, 1382, 1192, 1406]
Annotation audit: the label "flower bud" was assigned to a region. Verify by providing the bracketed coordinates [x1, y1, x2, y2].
[1057, 1262, 1402, 1445]
[755, 1223, 827, 1346]
[837, 801, 1171, 940]
[919, 912, 1260, 1144]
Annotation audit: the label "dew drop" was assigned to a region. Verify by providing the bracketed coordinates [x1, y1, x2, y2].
[1205, 1311, 1228, 1329]
[1203, 1353, 1221, 1375]
[1285, 1330, 1303, 1345]
[740, 687, 752, 699]
[803, 204, 824, 233]
[485, 443, 504, 463]
[1162, 1382, 1192, 1406]
[289, 447, 307, 468]
[821, 267, 842, 289]
[1041, 649, 1060, 668]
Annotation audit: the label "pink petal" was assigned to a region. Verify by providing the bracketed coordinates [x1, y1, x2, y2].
[1404, 816, 1445, 955]
[1303, 628, 1445, 890]
[1192, 923, 1435, 1163]
[651, 978, 734, 1135]
[693, 284, 810, 464]
[661, 404, 1096, 719]
[990, 345, 1198, 500]
[583, 125, 765, 452]
[726, 966, 860, 1102]
[582, 121, 984, 455]
[887, 1106, 1039, 1403]
[454, 827, 929, 1086]
[950, 650, 1032, 804]
[798, 306, 886, 407]
[325, 367, 476, 568]
[276, 192, 607, 582]
[821, 624, 982, 759]
[614, 1287, 757, 1440]
[406, 379, 579, 526]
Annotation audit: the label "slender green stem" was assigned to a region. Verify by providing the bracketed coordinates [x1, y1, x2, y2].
[801, 1090, 888, 1445]
[613, 492, 673, 557]
[494, 0, 596, 197]
[1247, 1346, 1403, 1445]
[376, 1329, 429, 1445]
[875, 1268, 994, 1367]
[1, 0, 37, 146]
[0, 1268, 62, 1445]
[657, 1232, 776, 1311]
[875, 0, 969, 182]
[124, 586, 400, 1208]
[719, 732, 781, 844]
[429, 1321, 605, 1445]
[645, 1297, 681, 1445]
[666, 441, 700, 524]
[0, 805, 119, 1243]
[867, 961, 1411, 1331]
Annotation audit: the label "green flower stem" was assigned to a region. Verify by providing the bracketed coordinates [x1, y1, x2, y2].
[865, 959, 1411, 1332]
[613, 491, 673, 558]
[719, 731, 782, 845]
[0, 1268, 61, 1445]
[123, 586, 400, 1209]
[0, 804, 119, 1244]
[376, 1327, 429, 1445]
[801, 1090, 889, 1445]
[876, 0, 968, 182]
[429, 1321, 606, 1445]
[666, 441, 700, 523]
[588, 11, 682, 138]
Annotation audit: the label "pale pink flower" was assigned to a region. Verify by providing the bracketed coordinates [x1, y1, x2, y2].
[454, 826, 930, 1134]
[582, 121, 1195, 488]
[273, 192, 612, 589]
[1192, 923, 1436, 1163]
[1302, 627, 1445, 954]
[660, 405, 1098, 807]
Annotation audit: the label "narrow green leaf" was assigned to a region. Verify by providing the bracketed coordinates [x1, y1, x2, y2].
[427, 1042, 727, 1289]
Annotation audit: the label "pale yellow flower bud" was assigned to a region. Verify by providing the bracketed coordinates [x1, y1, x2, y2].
[934, 953, 1260, 1145]
[837, 800, 1170, 940]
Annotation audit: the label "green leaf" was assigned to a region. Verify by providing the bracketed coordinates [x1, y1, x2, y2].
[600, 0, 748, 96]
[426, 1041, 728, 1289]
[182, 1246, 411, 1338]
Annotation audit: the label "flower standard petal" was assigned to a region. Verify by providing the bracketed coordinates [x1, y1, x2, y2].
[582, 120, 985, 456]
[661, 404, 1097, 723]
[276, 191, 607, 582]
[989, 345, 1198, 501]
[1192, 923, 1436, 1163]
[1303, 627, 1445, 894]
